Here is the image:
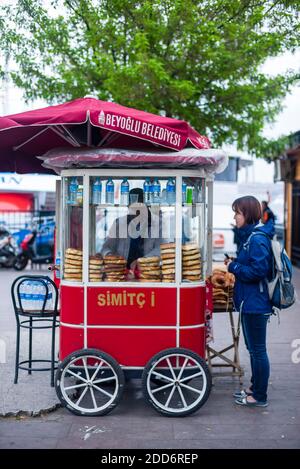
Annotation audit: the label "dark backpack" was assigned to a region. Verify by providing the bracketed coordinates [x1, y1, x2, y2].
[248, 232, 295, 311]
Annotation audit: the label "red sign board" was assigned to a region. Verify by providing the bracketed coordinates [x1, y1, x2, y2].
[87, 286, 177, 326]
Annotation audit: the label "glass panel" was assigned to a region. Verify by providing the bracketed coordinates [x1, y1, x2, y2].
[160, 205, 175, 283]
[89, 177, 176, 283]
[62, 176, 83, 282]
[182, 177, 205, 282]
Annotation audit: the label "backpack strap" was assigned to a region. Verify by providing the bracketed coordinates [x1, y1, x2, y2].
[253, 233, 284, 277]
[243, 230, 271, 252]
[270, 238, 284, 274]
[245, 231, 278, 295]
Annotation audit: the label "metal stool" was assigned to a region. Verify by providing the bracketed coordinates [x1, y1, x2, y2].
[11, 275, 60, 387]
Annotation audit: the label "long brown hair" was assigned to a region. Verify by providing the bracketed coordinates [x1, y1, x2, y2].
[232, 196, 262, 225]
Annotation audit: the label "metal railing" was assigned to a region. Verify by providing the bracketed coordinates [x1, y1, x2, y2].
[0, 210, 55, 234]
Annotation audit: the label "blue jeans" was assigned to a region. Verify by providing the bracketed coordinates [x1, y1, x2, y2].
[241, 313, 270, 402]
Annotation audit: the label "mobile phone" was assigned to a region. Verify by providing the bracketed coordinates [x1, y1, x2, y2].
[224, 253, 230, 259]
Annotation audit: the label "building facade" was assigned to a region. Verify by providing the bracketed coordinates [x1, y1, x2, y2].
[274, 131, 300, 267]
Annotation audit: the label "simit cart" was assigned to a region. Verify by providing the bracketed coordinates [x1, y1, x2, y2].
[51, 147, 227, 417]
[0, 98, 227, 417]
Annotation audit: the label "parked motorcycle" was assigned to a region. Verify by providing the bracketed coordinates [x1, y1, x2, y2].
[0, 230, 18, 268]
[13, 230, 54, 270]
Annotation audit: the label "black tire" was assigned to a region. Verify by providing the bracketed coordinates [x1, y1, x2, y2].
[55, 348, 125, 416]
[13, 254, 28, 271]
[142, 347, 212, 417]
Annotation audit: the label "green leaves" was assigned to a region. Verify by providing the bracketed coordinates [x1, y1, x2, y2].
[0, 0, 299, 158]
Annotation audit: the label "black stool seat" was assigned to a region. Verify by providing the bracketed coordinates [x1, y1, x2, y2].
[11, 275, 60, 387]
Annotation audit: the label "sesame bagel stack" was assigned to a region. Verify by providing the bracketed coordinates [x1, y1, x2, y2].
[160, 242, 175, 282]
[182, 243, 202, 281]
[103, 254, 127, 282]
[137, 256, 161, 282]
[210, 267, 235, 310]
[89, 254, 104, 282]
[64, 248, 83, 281]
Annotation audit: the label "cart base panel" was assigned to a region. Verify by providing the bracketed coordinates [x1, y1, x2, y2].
[59, 324, 206, 366]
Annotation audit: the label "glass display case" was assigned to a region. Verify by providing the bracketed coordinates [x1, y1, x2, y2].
[181, 177, 206, 282]
[60, 171, 208, 284]
[61, 176, 83, 282]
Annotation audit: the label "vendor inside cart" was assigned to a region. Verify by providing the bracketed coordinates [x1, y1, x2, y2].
[101, 188, 164, 272]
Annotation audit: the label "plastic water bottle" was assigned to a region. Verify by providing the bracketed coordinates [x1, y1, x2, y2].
[105, 178, 115, 205]
[19, 282, 25, 310]
[46, 283, 53, 311]
[186, 187, 193, 205]
[42, 283, 50, 310]
[143, 177, 151, 205]
[149, 181, 154, 205]
[166, 178, 176, 205]
[20, 281, 29, 311]
[55, 250, 61, 279]
[35, 283, 42, 311]
[152, 178, 161, 205]
[26, 280, 34, 310]
[92, 177, 102, 205]
[182, 183, 187, 204]
[120, 178, 129, 206]
[33, 282, 43, 311]
[69, 177, 78, 204]
[39, 281, 52, 310]
[35, 283, 43, 311]
[30, 283, 39, 311]
[76, 185, 83, 205]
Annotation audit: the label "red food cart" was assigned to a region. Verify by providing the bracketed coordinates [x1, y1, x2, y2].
[0, 98, 227, 417]
[49, 147, 227, 417]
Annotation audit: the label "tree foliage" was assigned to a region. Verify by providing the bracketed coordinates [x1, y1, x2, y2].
[0, 0, 299, 158]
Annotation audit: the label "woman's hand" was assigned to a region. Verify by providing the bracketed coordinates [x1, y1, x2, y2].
[127, 260, 138, 280]
[224, 258, 232, 267]
[127, 260, 138, 279]
[224, 256, 234, 268]
[130, 260, 138, 272]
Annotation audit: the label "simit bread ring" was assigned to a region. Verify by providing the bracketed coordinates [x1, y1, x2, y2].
[225, 272, 235, 287]
[65, 248, 82, 257]
[137, 256, 160, 264]
[211, 273, 228, 288]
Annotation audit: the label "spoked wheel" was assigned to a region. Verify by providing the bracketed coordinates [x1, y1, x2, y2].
[55, 348, 125, 416]
[142, 347, 212, 417]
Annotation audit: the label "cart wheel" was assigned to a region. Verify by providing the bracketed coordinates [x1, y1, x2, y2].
[142, 347, 212, 417]
[55, 348, 125, 416]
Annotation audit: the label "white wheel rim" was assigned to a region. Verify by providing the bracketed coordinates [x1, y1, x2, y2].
[59, 354, 119, 414]
[147, 353, 207, 414]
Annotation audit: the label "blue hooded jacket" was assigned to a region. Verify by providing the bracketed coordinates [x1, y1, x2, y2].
[228, 220, 275, 314]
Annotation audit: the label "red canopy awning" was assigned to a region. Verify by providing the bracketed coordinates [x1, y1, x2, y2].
[0, 97, 210, 174]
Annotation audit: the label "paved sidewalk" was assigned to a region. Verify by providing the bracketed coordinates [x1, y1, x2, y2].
[0, 268, 299, 449]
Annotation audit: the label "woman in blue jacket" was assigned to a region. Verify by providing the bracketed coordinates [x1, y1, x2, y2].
[225, 196, 275, 407]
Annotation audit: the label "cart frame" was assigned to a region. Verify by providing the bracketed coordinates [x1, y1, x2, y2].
[55, 168, 214, 416]
[57, 169, 213, 358]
